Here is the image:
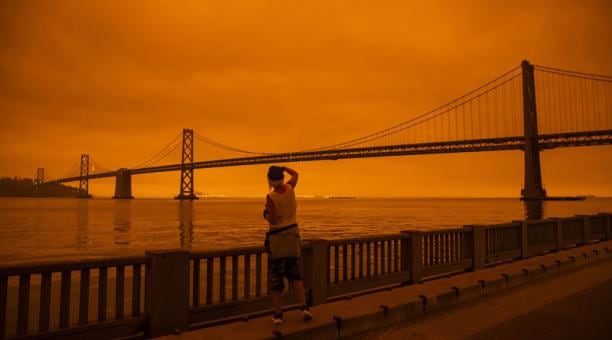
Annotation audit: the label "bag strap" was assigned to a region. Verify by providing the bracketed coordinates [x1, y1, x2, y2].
[266, 223, 298, 236]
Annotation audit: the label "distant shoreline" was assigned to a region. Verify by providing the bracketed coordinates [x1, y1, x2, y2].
[0, 177, 77, 197]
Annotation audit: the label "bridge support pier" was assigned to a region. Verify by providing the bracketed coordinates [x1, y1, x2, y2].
[175, 129, 199, 200]
[76, 154, 92, 199]
[520, 60, 547, 201]
[113, 168, 134, 199]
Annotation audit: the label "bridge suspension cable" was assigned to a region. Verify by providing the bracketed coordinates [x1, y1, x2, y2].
[534, 65, 612, 82]
[305, 65, 523, 151]
[59, 161, 80, 179]
[193, 131, 274, 156]
[90, 159, 113, 174]
[534, 64, 612, 135]
[130, 132, 183, 169]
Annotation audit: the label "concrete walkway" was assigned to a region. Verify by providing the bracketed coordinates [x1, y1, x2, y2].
[370, 254, 612, 339]
[470, 280, 612, 340]
[161, 240, 612, 340]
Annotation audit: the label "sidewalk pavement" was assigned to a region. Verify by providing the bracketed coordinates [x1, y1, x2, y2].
[371, 252, 612, 339]
[160, 240, 612, 340]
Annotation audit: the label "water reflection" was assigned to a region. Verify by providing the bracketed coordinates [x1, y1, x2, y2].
[113, 200, 132, 246]
[76, 200, 90, 249]
[523, 200, 544, 220]
[179, 201, 194, 249]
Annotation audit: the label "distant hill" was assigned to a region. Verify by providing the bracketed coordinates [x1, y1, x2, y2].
[0, 177, 78, 197]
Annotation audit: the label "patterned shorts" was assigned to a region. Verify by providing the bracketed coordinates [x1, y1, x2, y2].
[268, 257, 302, 292]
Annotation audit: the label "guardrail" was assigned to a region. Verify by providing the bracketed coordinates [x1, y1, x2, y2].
[0, 212, 609, 339]
[189, 245, 277, 327]
[0, 256, 148, 339]
[420, 228, 473, 278]
[326, 234, 411, 300]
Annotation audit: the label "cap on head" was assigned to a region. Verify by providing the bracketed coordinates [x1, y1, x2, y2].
[267, 166, 284, 180]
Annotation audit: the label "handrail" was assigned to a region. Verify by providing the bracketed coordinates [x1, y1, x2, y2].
[467, 221, 520, 229]
[0, 255, 149, 276]
[190, 245, 266, 259]
[328, 233, 410, 245]
[418, 227, 467, 235]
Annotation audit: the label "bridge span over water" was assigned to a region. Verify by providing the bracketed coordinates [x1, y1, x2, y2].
[37, 60, 612, 200]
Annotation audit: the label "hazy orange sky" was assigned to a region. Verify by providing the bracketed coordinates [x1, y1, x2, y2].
[1, 0, 611, 197]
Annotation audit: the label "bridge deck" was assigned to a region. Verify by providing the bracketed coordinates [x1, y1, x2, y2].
[48, 129, 612, 184]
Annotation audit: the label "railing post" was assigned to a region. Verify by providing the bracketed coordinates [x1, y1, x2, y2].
[301, 239, 328, 306]
[145, 250, 190, 338]
[520, 221, 529, 259]
[400, 232, 410, 284]
[554, 219, 563, 251]
[401, 231, 421, 284]
[578, 215, 591, 244]
[470, 226, 485, 270]
[603, 213, 611, 241]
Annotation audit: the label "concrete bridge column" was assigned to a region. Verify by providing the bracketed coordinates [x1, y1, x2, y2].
[113, 168, 134, 199]
[520, 60, 547, 200]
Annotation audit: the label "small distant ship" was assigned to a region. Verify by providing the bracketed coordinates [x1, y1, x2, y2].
[546, 195, 589, 201]
[326, 195, 357, 199]
[521, 195, 590, 201]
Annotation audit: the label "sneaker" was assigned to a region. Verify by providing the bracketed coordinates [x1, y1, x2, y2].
[272, 312, 283, 325]
[300, 305, 313, 321]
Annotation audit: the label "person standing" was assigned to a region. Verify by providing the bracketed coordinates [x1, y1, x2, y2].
[263, 166, 313, 324]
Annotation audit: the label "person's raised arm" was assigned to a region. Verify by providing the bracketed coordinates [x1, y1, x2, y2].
[284, 167, 299, 188]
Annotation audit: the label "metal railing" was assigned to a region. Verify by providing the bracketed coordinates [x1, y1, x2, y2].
[326, 234, 410, 299]
[0, 212, 609, 339]
[188, 245, 276, 327]
[0, 256, 148, 339]
[421, 228, 472, 278]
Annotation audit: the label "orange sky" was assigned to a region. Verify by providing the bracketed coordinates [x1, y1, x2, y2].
[1, 0, 611, 198]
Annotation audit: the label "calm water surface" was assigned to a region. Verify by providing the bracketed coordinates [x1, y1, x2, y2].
[0, 197, 610, 264]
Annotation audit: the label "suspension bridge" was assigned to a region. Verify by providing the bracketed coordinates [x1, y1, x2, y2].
[35, 60, 612, 200]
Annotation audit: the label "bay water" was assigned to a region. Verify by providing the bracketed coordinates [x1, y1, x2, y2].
[1, 197, 610, 264]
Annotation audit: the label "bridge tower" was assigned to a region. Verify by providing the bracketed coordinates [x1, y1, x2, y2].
[35, 168, 44, 186]
[33, 168, 44, 196]
[76, 154, 93, 198]
[520, 60, 547, 200]
[175, 129, 199, 200]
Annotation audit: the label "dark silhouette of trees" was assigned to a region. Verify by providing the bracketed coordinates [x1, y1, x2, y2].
[0, 177, 77, 197]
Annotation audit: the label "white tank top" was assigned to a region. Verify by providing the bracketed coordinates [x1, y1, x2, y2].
[268, 184, 297, 228]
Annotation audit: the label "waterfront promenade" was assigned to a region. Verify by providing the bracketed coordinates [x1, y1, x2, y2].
[165, 239, 612, 339]
[1, 213, 610, 339]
